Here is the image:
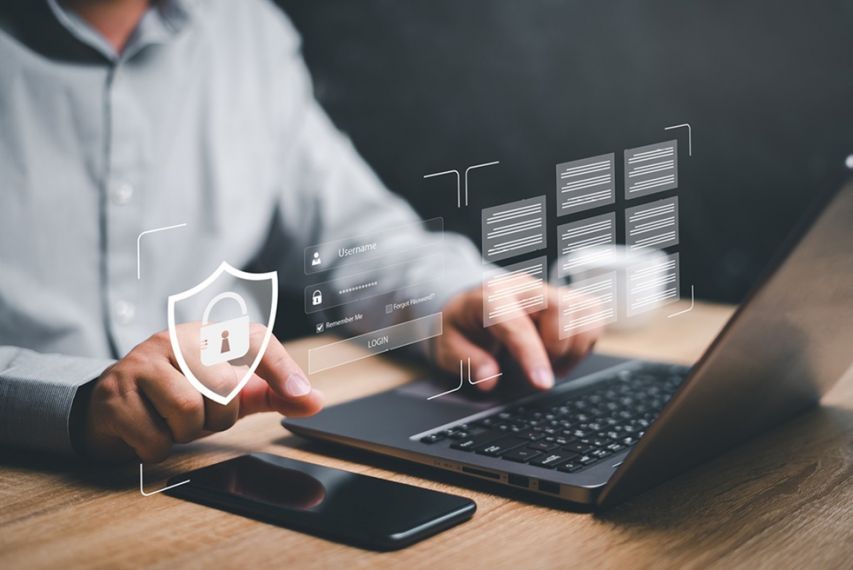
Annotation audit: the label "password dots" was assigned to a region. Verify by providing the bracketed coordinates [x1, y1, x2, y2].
[339, 281, 378, 295]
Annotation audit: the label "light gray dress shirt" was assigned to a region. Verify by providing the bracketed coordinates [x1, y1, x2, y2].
[0, 0, 482, 454]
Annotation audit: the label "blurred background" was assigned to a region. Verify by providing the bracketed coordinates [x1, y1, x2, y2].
[277, 0, 853, 305]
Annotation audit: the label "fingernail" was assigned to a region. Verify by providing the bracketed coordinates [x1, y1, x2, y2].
[284, 373, 312, 397]
[532, 367, 554, 389]
[474, 365, 499, 391]
[475, 364, 499, 382]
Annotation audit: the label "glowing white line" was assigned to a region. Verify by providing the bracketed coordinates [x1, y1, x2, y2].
[464, 161, 500, 206]
[424, 169, 462, 207]
[427, 359, 466, 400]
[428, 357, 504, 398]
[470, 371, 504, 385]
[664, 123, 692, 157]
[136, 223, 187, 280]
[139, 463, 190, 497]
[667, 285, 695, 318]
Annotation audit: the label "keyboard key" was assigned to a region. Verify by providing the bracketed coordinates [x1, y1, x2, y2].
[564, 441, 595, 454]
[447, 430, 470, 441]
[474, 436, 527, 456]
[529, 440, 560, 452]
[590, 448, 613, 460]
[530, 452, 578, 469]
[502, 448, 542, 463]
[557, 461, 583, 473]
[450, 431, 501, 451]
[516, 430, 546, 441]
[420, 433, 445, 444]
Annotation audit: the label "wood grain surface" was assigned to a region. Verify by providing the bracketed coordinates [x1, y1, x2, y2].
[1, 301, 851, 569]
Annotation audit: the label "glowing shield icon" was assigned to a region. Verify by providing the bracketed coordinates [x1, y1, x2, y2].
[167, 262, 278, 405]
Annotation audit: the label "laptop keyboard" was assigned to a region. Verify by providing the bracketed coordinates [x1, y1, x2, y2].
[417, 362, 689, 474]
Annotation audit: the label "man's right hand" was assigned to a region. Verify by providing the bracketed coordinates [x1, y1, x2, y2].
[83, 324, 323, 463]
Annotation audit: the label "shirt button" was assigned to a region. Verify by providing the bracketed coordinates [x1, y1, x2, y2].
[110, 181, 134, 205]
[114, 300, 135, 325]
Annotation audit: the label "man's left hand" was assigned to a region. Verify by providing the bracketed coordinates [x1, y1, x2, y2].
[434, 285, 601, 392]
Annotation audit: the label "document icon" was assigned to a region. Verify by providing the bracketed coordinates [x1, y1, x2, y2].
[559, 273, 617, 338]
[556, 212, 617, 279]
[481, 196, 547, 263]
[624, 140, 678, 199]
[555, 153, 615, 216]
[625, 196, 679, 251]
[626, 253, 680, 316]
[482, 256, 548, 327]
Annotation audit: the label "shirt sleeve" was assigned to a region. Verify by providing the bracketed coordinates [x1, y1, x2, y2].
[265, 18, 484, 356]
[0, 346, 114, 455]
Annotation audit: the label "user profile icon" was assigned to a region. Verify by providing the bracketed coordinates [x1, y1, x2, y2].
[311, 251, 322, 266]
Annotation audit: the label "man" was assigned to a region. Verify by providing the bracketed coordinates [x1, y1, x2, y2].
[0, 0, 599, 463]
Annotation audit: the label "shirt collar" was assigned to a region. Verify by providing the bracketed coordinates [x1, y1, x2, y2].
[46, 0, 195, 63]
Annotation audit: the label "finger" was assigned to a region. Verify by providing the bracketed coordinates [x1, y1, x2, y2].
[239, 375, 324, 417]
[535, 288, 574, 363]
[136, 362, 206, 443]
[554, 331, 599, 377]
[249, 325, 319, 402]
[199, 363, 242, 432]
[489, 314, 554, 390]
[434, 327, 502, 392]
[110, 390, 173, 463]
[540, 286, 603, 376]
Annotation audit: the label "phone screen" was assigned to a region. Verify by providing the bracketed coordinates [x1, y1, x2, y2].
[166, 453, 475, 550]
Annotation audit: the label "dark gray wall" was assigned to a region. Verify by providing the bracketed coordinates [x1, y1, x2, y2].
[278, 0, 853, 303]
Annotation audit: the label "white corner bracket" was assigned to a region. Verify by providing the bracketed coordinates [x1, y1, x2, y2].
[428, 358, 466, 400]
[427, 357, 503, 400]
[136, 223, 188, 280]
[667, 284, 695, 318]
[423, 169, 462, 208]
[463, 161, 500, 207]
[664, 123, 692, 157]
[139, 463, 190, 497]
[424, 160, 500, 208]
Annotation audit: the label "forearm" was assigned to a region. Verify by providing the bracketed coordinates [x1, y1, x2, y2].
[0, 346, 114, 455]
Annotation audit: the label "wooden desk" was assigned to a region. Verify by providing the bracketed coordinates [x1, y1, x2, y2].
[2, 302, 852, 569]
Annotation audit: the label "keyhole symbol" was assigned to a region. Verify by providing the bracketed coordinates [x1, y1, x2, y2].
[220, 330, 230, 354]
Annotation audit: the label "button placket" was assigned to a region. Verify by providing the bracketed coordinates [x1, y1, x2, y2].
[104, 64, 150, 352]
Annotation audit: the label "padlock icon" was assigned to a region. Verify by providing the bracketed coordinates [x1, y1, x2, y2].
[199, 292, 251, 367]
[312, 290, 323, 306]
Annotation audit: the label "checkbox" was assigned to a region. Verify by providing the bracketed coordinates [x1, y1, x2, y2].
[385, 304, 393, 314]
[315, 323, 325, 333]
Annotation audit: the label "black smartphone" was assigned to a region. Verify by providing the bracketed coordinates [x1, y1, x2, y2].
[166, 453, 476, 551]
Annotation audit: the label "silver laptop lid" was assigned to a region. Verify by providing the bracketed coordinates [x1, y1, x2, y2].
[598, 180, 853, 506]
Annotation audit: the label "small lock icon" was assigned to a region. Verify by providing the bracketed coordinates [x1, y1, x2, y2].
[200, 292, 251, 367]
[312, 290, 323, 306]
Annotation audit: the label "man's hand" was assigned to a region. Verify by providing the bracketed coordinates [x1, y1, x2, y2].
[83, 324, 323, 463]
[435, 285, 601, 392]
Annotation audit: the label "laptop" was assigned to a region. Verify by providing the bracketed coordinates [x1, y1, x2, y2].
[284, 181, 853, 507]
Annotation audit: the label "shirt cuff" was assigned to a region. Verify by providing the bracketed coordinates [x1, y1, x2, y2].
[0, 350, 115, 455]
